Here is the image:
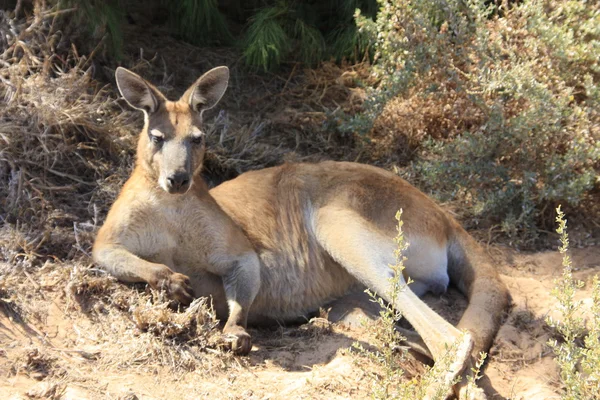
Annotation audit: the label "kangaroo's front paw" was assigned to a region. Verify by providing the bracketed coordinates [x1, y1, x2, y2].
[159, 272, 195, 305]
[223, 325, 252, 355]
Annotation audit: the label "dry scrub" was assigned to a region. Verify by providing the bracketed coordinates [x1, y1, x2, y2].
[351, 0, 600, 246]
[0, 259, 238, 377]
[0, 6, 135, 262]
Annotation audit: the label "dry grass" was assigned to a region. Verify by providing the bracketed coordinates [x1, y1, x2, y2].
[0, 5, 135, 264]
[65, 263, 239, 373]
[1, 259, 237, 377]
[10, 347, 61, 381]
[369, 84, 486, 165]
[24, 381, 67, 400]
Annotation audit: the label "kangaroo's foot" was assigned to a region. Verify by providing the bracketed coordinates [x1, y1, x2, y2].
[453, 357, 488, 400]
[223, 324, 252, 355]
[423, 332, 475, 400]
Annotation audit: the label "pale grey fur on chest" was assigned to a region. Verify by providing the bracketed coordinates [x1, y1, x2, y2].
[126, 198, 210, 270]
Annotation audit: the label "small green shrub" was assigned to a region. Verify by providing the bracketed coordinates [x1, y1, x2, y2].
[352, 210, 411, 398]
[242, 0, 376, 71]
[242, 3, 296, 72]
[547, 206, 600, 399]
[52, 0, 377, 71]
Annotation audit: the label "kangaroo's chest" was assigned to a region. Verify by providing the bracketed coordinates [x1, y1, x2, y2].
[131, 200, 208, 267]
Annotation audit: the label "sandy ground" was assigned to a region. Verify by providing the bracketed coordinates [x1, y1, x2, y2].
[1, 245, 598, 400]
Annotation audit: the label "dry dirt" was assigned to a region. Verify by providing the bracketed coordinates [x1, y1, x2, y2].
[1, 244, 598, 400]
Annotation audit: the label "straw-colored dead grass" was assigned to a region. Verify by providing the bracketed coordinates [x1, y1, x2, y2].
[10, 347, 62, 381]
[0, 5, 136, 265]
[1, 259, 236, 378]
[369, 85, 486, 164]
[66, 263, 238, 373]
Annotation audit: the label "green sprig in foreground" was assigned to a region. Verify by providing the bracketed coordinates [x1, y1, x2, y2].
[547, 206, 600, 399]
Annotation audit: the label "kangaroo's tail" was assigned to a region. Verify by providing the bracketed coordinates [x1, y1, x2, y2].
[447, 223, 510, 355]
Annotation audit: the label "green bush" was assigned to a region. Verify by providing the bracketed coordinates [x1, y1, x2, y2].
[242, 3, 305, 72]
[547, 206, 600, 399]
[241, 0, 377, 71]
[345, 0, 599, 245]
[170, 0, 233, 46]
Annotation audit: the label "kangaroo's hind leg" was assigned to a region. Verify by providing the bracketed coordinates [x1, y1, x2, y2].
[314, 206, 475, 397]
[325, 289, 434, 359]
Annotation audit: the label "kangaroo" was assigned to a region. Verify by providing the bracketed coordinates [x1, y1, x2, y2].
[93, 67, 509, 399]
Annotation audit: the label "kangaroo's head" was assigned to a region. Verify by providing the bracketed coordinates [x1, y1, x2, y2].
[115, 66, 229, 194]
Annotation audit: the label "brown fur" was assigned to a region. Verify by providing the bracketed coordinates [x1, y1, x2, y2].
[93, 68, 509, 399]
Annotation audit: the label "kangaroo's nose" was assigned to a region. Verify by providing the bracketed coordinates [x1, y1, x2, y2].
[166, 172, 190, 193]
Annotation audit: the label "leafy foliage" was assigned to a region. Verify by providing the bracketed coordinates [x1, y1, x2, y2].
[327, 24, 368, 63]
[59, 0, 125, 59]
[344, 0, 600, 245]
[291, 17, 326, 68]
[54, 0, 377, 70]
[242, 0, 376, 71]
[242, 4, 294, 72]
[170, 0, 233, 46]
[547, 207, 600, 399]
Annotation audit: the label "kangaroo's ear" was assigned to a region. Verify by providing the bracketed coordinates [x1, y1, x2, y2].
[115, 67, 165, 114]
[183, 66, 229, 113]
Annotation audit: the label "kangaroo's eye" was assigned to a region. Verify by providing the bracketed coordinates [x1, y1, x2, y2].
[151, 135, 164, 144]
[190, 127, 204, 145]
[149, 129, 164, 145]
